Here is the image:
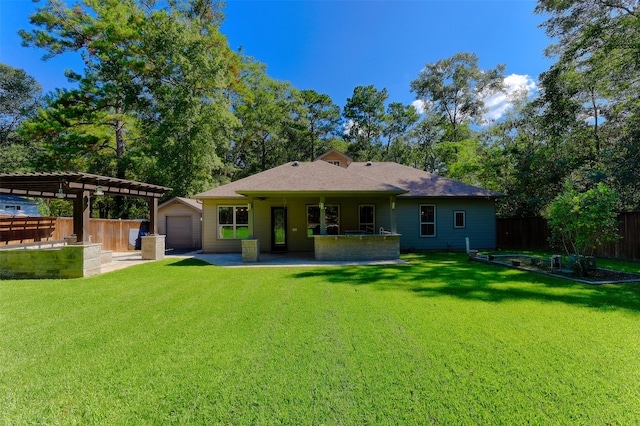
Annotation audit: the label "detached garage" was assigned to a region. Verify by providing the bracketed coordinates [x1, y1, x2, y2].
[158, 197, 202, 250]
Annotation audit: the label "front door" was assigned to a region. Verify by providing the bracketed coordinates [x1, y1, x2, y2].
[271, 207, 288, 252]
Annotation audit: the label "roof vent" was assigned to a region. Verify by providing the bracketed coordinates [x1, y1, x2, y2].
[292, 161, 299, 167]
[366, 161, 372, 166]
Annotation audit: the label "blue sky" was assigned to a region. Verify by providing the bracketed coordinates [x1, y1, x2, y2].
[1, 0, 553, 118]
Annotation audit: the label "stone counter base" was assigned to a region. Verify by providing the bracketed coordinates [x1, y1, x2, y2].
[313, 234, 400, 261]
[0, 243, 102, 279]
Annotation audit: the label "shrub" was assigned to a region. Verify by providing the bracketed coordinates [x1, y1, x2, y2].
[543, 182, 620, 276]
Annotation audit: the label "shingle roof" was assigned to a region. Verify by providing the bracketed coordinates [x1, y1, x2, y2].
[194, 155, 503, 199]
[195, 161, 406, 198]
[347, 162, 503, 198]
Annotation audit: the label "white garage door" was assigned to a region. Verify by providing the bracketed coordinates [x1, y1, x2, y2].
[166, 216, 193, 249]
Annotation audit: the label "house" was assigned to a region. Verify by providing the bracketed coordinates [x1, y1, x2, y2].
[158, 197, 202, 250]
[0, 195, 40, 217]
[193, 150, 502, 261]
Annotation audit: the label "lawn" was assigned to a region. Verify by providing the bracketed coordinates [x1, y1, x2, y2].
[1, 253, 639, 424]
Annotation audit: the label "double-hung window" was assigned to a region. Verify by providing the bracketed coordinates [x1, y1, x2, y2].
[218, 205, 249, 239]
[359, 205, 375, 233]
[307, 205, 340, 236]
[420, 204, 436, 237]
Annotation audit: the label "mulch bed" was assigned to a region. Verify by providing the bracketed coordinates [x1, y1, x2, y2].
[473, 254, 640, 285]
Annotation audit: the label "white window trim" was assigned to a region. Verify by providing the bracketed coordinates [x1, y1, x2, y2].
[420, 204, 437, 238]
[454, 210, 466, 229]
[217, 205, 248, 239]
[358, 204, 375, 233]
[327, 160, 341, 166]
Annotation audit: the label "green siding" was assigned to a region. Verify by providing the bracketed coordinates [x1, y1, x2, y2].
[396, 198, 496, 251]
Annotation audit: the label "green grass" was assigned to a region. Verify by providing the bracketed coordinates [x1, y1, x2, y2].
[1, 253, 640, 424]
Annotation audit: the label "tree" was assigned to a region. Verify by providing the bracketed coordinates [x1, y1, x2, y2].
[343, 85, 388, 161]
[0, 63, 43, 172]
[382, 102, 419, 161]
[535, 0, 640, 211]
[0, 63, 42, 146]
[20, 0, 241, 200]
[543, 182, 620, 275]
[297, 89, 341, 161]
[410, 52, 505, 142]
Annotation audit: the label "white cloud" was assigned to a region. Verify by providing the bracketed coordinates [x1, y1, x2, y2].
[481, 73, 537, 123]
[412, 99, 426, 114]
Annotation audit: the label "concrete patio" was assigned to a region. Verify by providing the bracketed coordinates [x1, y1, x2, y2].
[101, 250, 407, 273]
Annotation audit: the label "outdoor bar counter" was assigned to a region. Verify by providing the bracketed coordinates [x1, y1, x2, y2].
[313, 233, 400, 261]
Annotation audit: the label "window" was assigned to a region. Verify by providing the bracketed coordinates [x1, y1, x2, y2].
[218, 205, 249, 239]
[327, 160, 341, 166]
[307, 205, 340, 236]
[420, 205, 436, 237]
[454, 211, 466, 228]
[359, 205, 375, 233]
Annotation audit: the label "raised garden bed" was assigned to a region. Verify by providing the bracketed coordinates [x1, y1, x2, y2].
[473, 254, 640, 285]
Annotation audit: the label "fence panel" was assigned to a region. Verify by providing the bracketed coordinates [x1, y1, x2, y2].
[0, 217, 57, 244]
[497, 213, 640, 260]
[496, 217, 550, 251]
[2, 217, 147, 251]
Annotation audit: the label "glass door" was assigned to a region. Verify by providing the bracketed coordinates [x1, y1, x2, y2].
[271, 207, 288, 252]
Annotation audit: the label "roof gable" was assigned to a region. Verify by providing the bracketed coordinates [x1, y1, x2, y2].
[159, 197, 202, 212]
[314, 149, 353, 168]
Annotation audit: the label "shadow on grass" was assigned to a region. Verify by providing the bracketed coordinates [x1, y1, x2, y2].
[163, 258, 211, 267]
[291, 253, 640, 313]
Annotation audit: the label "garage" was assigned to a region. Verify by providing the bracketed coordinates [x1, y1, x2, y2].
[166, 216, 193, 249]
[158, 197, 202, 250]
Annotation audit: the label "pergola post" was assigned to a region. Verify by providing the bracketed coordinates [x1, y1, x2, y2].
[148, 197, 159, 235]
[73, 190, 91, 243]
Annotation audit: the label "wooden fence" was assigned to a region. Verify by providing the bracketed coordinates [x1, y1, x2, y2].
[497, 212, 640, 260]
[0, 217, 148, 252]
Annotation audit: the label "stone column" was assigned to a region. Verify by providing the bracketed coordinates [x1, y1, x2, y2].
[142, 234, 165, 260]
[242, 239, 260, 262]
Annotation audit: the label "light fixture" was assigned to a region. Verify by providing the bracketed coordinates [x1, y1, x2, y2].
[247, 202, 252, 211]
[95, 185, 104, 196]
[56, 183, 65, 199]
[319, 202, 324, 210]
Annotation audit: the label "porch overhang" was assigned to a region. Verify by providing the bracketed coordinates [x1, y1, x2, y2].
[234, 189, 407, 198]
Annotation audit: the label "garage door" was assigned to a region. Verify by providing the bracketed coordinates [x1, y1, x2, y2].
[166, 216, 193, 249]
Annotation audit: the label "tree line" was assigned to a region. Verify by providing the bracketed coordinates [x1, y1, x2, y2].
[1, 0, 639, 219]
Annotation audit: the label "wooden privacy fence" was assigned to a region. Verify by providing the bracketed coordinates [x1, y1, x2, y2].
[497, 212, 640, 260]
[0, 217, 148, 252]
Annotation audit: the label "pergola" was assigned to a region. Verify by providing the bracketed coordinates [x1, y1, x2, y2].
[0, 172, 171, 243]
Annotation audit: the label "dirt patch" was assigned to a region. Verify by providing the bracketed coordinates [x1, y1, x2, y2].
[474, 254, 640, 285]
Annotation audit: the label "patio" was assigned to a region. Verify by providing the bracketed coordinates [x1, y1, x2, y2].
[101, 250, 407, 272]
